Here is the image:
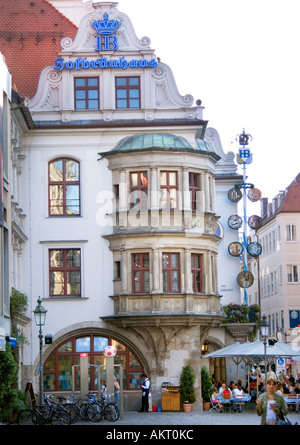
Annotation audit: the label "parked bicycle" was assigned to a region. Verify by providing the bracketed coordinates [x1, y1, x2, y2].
[90, 392, 120, 422]
[57, 392, 102, 423]
[17, 397, 70, 425]
[44, 394, 77, 424]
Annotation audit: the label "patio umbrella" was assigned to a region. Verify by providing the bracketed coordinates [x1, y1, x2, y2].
[203, 340, 300, 392]
[205, 340, 300, 361]
[203, 342, 245, 381]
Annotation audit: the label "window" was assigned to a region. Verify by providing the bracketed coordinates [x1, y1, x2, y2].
[162, 253, 180, 292]
[191, 253, 203, 293]
[49, 158, 80, 216]
[116, 77, 140, 109]
[286, 224, 296, 242]
[287, 265, 299, 283]
[132, 253, 150, 293]
[160, 171, 178, 210]
[49, 249, 81, 296]
[74, 77, 99, 110]
[43, 334, 144, 391]
[189, 173, 201, 211]
[130, 171, 148, 209]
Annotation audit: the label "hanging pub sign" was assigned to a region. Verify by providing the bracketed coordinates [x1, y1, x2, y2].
[289, 310, 300, 329]
[247, 241, 262, 257]
[237, 271, 254, 288]
[248, 187, 262, 202]
[228, 187, 242, 203]
[228, 215, 243, 230]
[248, 215, 262, 230]
[228, 242, 243, 257]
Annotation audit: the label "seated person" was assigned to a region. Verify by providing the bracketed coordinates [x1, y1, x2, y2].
[218, 381, 226, 395]
[232, 384, 245, 412]
[212, 387, 222, 410]
[233, 384, 244, 398]
[220, 384, 237, 411]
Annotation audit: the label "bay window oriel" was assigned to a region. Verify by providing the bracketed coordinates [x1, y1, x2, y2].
[132, 253, 150, 293]
[191, 253, 203, 293]
[130, 171, 148, 209]
[162, 252, 180, 292]
[160, 171, 178, 210]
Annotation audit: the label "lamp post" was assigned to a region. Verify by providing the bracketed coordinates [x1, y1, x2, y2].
[260, 314, 270, 386]
[33, 297, 47, 405]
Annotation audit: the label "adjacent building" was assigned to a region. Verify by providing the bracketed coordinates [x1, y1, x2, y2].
[258, 175, 300, 344]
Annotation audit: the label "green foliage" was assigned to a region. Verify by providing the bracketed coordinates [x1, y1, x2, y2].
[223, 302, 250, 323]
[10, 288, 28, 316]
[201, 366, 212, 403]
[10, 289, 29, 359]
[179, 364, 196, 406]
[0, 344, 26, 423]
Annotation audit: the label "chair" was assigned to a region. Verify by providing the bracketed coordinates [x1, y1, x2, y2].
[234, 395, 246, 413]
[209, 395, 220, 412]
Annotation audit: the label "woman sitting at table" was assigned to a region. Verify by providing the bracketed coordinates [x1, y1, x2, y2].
[233, 384, 244, 398]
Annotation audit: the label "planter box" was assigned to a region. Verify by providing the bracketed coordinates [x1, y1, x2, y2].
[225, 322, 256, 342]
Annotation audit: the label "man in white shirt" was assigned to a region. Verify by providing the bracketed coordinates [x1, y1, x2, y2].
[139, 373, 151, 412]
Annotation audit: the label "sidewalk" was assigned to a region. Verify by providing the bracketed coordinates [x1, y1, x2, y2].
[76, 409, 300, 426]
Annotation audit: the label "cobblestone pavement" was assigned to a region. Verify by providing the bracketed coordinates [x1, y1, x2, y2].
[75, 408, 300, 426]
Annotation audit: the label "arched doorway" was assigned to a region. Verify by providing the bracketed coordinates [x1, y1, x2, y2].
[43, 332, 145, 392]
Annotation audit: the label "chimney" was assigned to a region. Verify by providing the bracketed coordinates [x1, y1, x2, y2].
[261, 197, 268, 218]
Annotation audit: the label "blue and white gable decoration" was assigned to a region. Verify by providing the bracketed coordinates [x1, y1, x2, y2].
[91, 13, 121, 35]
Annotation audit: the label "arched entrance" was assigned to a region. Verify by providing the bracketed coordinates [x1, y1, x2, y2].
[42, 330, 145, 392]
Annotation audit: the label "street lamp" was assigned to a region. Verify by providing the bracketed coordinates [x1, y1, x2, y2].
[201, 341, 209, 354]
[33, 297, 47, 405]
[260, 314, 270, 386]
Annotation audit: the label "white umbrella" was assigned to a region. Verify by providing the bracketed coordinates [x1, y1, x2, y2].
[203, 340, 300, 392]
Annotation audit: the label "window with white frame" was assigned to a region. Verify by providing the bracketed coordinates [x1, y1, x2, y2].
[287, 265, 299, 283]
[286, 224, 296, 242]
[49, 248, 81, 297]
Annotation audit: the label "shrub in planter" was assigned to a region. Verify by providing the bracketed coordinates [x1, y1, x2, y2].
[179, 364, 196, 410]
[201, 366, 212, 407]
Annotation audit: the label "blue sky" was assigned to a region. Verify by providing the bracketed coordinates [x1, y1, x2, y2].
[117, 0, 300, 201]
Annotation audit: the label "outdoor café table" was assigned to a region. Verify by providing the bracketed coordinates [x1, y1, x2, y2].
[284, 394, 300, 412]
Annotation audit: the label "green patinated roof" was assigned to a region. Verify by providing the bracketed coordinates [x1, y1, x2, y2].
[100, 132, 219, 161]
[113, 133, 193, 151]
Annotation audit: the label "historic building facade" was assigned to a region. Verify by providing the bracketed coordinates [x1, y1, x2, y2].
[1, 2, 245, 409]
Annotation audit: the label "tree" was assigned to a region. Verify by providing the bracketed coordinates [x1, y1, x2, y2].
[0, 343, 26, 423]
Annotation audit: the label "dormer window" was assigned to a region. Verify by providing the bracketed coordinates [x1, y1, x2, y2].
[74, 77, 99, 110]
[115, 77, 140, 109]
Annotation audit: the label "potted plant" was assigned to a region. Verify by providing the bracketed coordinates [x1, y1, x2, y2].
[201, 366, 212, 410]
[179, 364, 196, 412]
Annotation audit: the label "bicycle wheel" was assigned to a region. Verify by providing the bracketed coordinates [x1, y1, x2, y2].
[87, 402, 102, 422]
[17, 409, 34, 425]
[34, 405, 51, 425]
[79, 402, 90, 421]
[50, 408, 70, 425]
[103, 403, 120, 422]
[62, 403, 79, 424]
